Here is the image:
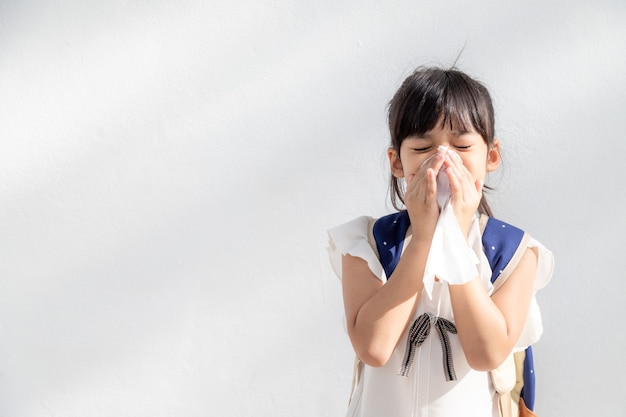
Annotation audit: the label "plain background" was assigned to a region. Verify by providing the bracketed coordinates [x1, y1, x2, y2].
[1, 1, 625, 416]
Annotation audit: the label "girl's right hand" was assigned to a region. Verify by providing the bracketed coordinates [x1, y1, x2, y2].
[404, 151, 445, 242]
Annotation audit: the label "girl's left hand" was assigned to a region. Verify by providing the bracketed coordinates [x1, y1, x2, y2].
[443, 151, 483, 237]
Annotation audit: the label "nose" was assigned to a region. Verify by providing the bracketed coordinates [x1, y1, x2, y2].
[419, 146, 450, 171]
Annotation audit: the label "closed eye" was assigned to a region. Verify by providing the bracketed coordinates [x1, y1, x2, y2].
[453, 145, 472, 151]
[411, 147, 432, 153]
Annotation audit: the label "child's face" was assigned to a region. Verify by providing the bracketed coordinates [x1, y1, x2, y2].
[389, 124, 500, 183]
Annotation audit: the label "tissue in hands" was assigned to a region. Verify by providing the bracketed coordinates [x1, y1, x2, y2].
[435, 146, 451, 208]
[422, 146, 480, 298]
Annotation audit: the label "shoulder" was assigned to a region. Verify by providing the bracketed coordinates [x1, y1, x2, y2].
[373, 210, 410, 230]
[479, 214, 554, 291]
[372, 211, 411, 247]
[371, 211, 411, 279]
[480, 216, 525, 239]
[480, 215, 530, 285]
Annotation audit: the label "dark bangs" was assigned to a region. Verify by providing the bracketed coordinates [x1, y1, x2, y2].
[388, 67, 495, 149]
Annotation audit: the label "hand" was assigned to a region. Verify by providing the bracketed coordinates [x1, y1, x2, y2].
[404, 152, 445, 242]
[443, 151, 483, 236]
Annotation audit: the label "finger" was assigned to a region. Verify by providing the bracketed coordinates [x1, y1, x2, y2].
[430, 152, 446, 174]
[407, 167, 434, 202]
[444, 151, 469, 179]
[445, 153, 474, 193]
[445, 165, 464, 201]
[425, 168, 438, 203]
[407, 153, 444, 198]
[420, 150, 446, 174]
[447, 149, 463, 164]
[405, 170, 427, 203]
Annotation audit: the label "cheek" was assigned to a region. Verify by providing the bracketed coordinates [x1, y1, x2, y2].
[410, 158, 432, 175]
[474, 167, 490, 182]
[398, 153, 424, 174]
[460, 158, 486, 179]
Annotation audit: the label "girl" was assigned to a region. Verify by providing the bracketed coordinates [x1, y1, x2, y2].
[328, 67, 553, 417]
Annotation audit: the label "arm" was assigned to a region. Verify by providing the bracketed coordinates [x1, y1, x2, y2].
[341, 237, 431, 367]
[443, 148, 539, 370]
[342, 150, 444, 367]
[449, 246, 538, 370]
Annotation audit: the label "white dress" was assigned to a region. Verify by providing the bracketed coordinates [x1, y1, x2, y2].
[327, 215, 554, 417]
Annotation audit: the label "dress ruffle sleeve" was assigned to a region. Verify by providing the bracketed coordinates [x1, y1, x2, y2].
[514, 237, 554, 350]
[327, 216, 386, 283]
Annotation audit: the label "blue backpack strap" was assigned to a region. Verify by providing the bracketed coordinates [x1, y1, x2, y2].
[372, 211, 410, 279]
[520, 346, 536, 410]
[482, 217, 525, 284]
[372, 213, 527, 285]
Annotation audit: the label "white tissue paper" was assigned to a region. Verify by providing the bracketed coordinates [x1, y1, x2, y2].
[436, 146, 452, 208]
[422, 146, 480, 299]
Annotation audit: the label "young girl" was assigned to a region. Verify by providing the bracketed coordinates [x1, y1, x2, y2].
[328, 67, 553, 417]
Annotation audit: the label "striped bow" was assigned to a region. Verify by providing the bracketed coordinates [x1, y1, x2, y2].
[399, 313, 458, 381]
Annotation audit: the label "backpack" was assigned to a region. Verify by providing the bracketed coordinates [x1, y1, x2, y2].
[367, 210, 538, 417]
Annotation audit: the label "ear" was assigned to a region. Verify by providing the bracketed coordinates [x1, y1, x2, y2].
[486, 139, 501, 172]
[387, 147, 404, 178]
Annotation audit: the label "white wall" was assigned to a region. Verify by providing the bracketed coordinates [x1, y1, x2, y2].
[1, 1, 624, 416]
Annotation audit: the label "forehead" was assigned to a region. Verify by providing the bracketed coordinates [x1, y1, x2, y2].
[437, 107, 478, 134]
